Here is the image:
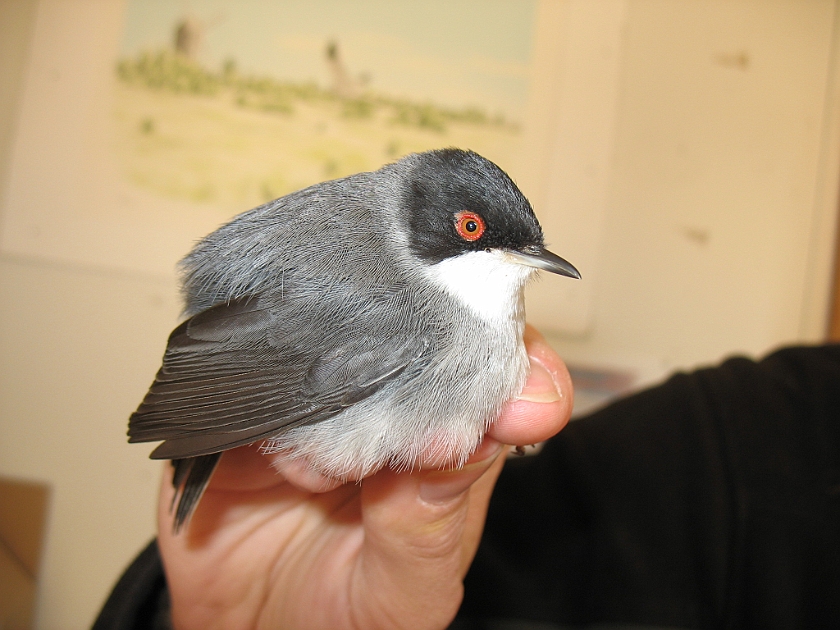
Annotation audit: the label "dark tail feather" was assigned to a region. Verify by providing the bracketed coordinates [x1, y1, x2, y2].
[170, 454, 222, 533]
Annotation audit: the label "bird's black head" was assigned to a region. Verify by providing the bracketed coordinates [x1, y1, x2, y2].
[402, 149, 545, 264]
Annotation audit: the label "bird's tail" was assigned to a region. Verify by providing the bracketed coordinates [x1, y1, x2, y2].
[170, 453, 222, 532]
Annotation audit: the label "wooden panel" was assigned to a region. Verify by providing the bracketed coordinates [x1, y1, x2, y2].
[0, 477, 50, 630]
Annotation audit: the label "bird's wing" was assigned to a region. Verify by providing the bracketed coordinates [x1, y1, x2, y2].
[128, 295, 429, 459]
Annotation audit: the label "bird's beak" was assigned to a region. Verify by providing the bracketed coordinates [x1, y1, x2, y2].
[507, 247, 581, 279]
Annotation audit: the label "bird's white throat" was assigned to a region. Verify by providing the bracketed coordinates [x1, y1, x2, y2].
[426, 250, 535, 322]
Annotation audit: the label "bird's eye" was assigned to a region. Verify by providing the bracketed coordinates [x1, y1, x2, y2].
[454, 211, 486, 242]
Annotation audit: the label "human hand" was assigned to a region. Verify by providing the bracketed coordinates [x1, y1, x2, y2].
[156, 325, 573, 630]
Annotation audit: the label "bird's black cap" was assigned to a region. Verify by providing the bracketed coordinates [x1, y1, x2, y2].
[404, 149, 546, 264]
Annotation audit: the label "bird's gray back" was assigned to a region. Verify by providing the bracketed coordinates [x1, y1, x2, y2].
[179, 164, 415, 316]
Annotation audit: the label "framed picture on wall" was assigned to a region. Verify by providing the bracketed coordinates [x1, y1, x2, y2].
[0, 0, 626, 335]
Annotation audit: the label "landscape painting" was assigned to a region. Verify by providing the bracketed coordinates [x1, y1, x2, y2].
[113, 0, 537, 213]
[2, 0, 618, 335]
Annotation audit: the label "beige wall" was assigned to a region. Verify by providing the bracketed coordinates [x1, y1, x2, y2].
[0, 258, 176, 628]
[0, 5, 172, 627]
[1, 1, 838, 628]
[534, 0, 840, 374]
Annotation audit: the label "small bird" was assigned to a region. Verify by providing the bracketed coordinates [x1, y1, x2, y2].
[128, 149, 580, 530]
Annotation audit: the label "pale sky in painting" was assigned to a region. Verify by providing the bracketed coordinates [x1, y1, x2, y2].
[119, 0, 537, 119]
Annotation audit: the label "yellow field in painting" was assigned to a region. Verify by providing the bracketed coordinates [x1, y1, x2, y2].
[112, 83, 522, 214]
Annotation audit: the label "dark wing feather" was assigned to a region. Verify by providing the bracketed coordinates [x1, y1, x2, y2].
[129, 295, 429, 459]
[170, 454, 221, 532]
[131, 293, 428, 530]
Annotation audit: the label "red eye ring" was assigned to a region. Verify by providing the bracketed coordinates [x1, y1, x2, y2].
[455, 211, 486, 242]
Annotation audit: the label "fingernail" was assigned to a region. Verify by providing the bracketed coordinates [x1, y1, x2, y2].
[516, 359, 561, 403]
[419, 444, 503, 504]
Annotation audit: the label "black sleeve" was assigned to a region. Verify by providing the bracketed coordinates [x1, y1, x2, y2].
[92, 540, 170, 630]
[455, 344, 840, 629]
